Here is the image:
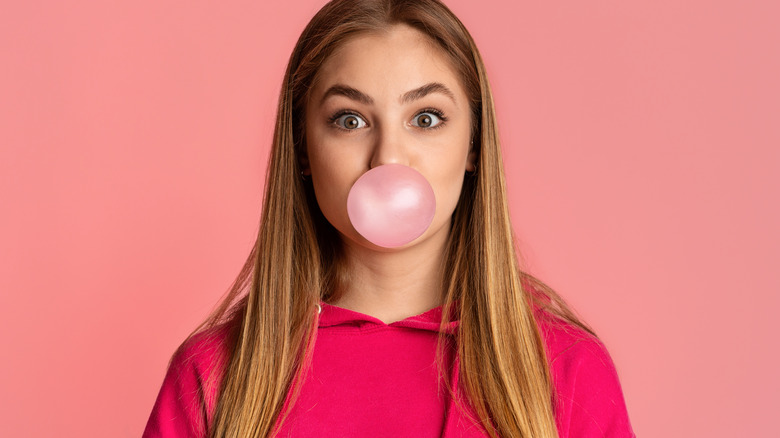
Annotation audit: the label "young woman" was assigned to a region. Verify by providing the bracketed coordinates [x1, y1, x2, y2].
[143, 0, 635, 437]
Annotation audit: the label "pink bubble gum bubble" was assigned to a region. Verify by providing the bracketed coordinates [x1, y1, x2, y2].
[347, 164, 436, 248]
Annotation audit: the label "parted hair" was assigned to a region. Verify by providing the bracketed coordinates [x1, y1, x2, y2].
[181, 1, 596, 437]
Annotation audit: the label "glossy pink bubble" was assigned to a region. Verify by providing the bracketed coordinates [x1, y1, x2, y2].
[347, 164, 436, 248]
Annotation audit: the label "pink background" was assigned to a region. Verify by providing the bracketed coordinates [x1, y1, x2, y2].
[2, 0, 778, 436]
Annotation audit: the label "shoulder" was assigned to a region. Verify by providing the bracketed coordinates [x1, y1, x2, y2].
[169, 320, 237, 408]
[142, 321, 236, 438]
[536, 315, 636, 438]
[169, 322, 235, 382]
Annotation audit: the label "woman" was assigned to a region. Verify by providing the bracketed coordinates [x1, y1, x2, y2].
[143, 0, 634, 437]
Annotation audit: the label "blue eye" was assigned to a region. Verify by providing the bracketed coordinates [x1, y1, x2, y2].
[411, 111, 444, 129]
[334, 113, 367, 130]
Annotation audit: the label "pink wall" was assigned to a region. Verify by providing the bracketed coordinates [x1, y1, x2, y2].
[2, 1, 777, 436]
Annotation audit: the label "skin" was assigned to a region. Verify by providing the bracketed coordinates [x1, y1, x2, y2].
[301, 24, 476, 324]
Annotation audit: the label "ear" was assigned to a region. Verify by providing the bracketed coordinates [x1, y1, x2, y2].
[299, 150, 312, 176]
[465, 143, 477, 173]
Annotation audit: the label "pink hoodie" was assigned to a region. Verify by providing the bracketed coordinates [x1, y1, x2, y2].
[143, 302, 635, 437]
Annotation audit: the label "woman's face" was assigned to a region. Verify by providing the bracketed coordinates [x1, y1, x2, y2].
[303, 24, 476, 252]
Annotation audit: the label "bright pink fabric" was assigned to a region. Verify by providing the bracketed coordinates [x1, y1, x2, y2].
[143, 303, 635, 437]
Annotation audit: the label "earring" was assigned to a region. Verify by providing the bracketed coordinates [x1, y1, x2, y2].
[300, 170, 308, 181]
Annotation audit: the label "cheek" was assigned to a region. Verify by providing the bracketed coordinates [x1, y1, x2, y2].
[307, 147, 359, 228]
[438, 173, 467, 213]
[429, 159, 469, 217]
[311, 164, 348, 206]
[310, 173, 351, 237]
[309, 146, 361, 191]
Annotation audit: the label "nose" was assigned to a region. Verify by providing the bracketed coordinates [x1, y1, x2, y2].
[368, 125, 410, 169]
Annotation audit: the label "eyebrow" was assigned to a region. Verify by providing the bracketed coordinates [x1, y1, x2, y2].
[319, 82, 457, 106]
[401, 82, 457, 105]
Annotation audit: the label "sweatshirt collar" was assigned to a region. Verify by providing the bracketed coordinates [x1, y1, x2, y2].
[318, 301, 460, 334]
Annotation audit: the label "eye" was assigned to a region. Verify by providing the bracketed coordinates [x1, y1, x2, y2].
[411, 110, 446, 129]
[333, 113, 367, 130]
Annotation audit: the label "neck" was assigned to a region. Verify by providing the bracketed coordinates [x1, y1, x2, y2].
[331, 224, 450, 324]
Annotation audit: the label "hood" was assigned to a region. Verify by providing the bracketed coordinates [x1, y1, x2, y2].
[318, 301, 460, 334]
[307, 300, 488, 437]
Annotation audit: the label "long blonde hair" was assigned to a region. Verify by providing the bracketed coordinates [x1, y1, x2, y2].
[181, 1, 597, 436]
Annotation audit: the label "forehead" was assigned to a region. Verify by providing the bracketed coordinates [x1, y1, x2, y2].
[309, 24, 466, 103]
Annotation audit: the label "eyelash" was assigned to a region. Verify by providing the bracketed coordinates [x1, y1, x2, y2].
[415, 108, 448, 130]
[327, 108, 449, 132]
